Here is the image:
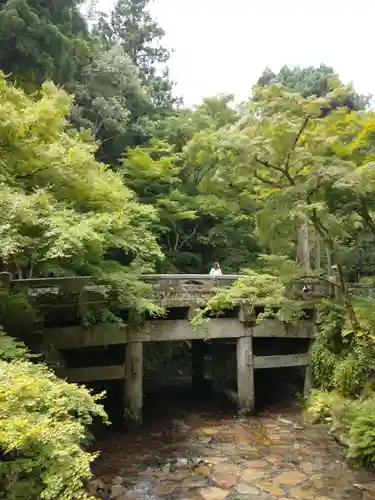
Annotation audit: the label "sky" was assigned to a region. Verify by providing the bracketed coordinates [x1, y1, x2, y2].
[95, 0, 374, 107]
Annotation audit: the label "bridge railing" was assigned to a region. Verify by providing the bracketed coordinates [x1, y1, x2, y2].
[2, 272, 375, 304]
[141, 274, 245, 294]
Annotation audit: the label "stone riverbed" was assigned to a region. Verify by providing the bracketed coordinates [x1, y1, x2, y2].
[89, 402, 375, 500]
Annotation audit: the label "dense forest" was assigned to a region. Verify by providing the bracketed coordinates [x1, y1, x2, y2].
[1, 0, 375, 498]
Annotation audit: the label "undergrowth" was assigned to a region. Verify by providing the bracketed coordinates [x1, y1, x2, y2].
[0, 328, 109, 499]
[307, 296, 375, 467]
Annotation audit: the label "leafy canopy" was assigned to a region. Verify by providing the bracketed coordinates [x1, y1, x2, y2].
[0, 0, 92, 91]
[0, 71, 162, 310]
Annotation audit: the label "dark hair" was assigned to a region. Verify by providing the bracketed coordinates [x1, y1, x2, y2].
[213, 262, 220, 269]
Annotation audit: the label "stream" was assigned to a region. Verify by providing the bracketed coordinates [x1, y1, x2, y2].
[90, 380, 375, 500]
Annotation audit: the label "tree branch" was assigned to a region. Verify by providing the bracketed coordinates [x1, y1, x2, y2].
[254, 156, 295, 185]
[357, 198, 375, 238]
[15, 165, 52, 180]
[284, 115, 311, 173]
[254, 171, 281, 187]
[177, 226, 198, 251]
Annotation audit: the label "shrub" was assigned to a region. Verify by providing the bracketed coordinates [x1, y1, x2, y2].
[348, 397, 375, 467]
[310, 340, 338, 391]
[0, 330, 108, 499]
[307, 389, 375, 467]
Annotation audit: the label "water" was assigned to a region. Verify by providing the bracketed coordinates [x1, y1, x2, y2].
[91, 381, 375, 499]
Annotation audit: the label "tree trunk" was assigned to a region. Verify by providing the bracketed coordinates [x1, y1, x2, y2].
[314, 229, 321, 270]
[296, 220, 310, 268]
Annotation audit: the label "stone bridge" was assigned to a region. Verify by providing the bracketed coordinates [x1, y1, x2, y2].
[1, 273, 323, 423]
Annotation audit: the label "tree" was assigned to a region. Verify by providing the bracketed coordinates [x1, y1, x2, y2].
[123, 94, 260, 273]
[190, 83, 375, 324]
[257, 63, 371, 109]
[256, 64, 372, 269]
[0, 0, 92, 90]
[70, 44, 153, 164]
[94, 0, 177, 114]
[0, 72, 162, 311]
[155, 94, 238, 150]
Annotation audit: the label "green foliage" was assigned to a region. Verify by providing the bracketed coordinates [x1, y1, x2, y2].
[257, 63, 370, 109]
[307, 390, 375, 467]
[0, 328, 33, 361]
[0, 288, 40, 340]
[3, 0, 375, 471]
[310, 340, 337, 391]
[349, 397, 375, 466]
[0, 330, 108, 499]
[125, 94, 261, 273]
[71, 44, 152, 163]
[311, 296, 375, 398]
[257, 64, 335, 97]
[191, 255, 308, 329]
[0, 0, 92, 91]
[94, 0, 177, 114]
[0, 71, 162, 312]
[308, 295, 375, 467]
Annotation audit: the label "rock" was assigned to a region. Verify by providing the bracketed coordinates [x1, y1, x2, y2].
[176, 457, 189, 468]
[110, 484, 128, 499]
[278, 418, 293, 425]
[299, 461, 317, 473]
[245, 459, 268, 468]
[354, 484, 375, 500]
[293, 423, 305, 430]
[199, 427, 219, 436]
[273, 470, 306, 485]
[289, 486, 320, 499]
[213, 462, 238, 476]
[213, 471, 237, 488]
[235, 483, 262, 495]
[304, 411, 320, 424]
[138, 467, 153, 476]
[169, 469, 190, 482]
[240, 468, 265, 482]
[162, 463, 171, 473]
[112, 476, 123, 485]
[87, 479, 107, 498]
[256, 480, 285, 497]
[154, 481, 177, 496]
[181, 475, 207, 489]
[198, 486, 228, 500]
[195, 466, 211, 475]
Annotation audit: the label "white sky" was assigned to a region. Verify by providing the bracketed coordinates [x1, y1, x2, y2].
[94, 0, 374, 106]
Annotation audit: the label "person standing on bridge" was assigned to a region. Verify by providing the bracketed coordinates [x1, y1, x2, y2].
[209, 262, 222, 276]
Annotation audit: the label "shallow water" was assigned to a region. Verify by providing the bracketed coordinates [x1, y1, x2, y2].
[92, 386, 375, 499]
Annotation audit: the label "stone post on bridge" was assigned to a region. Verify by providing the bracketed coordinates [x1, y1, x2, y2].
[124, 342, 143, 425]
[237, 306, 255, 414]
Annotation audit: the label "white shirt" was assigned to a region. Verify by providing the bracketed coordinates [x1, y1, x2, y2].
[209, 268, 222, 276]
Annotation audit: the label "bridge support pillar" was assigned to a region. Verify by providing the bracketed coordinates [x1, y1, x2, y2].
[125, 342, 143, 426]
[212, 340, 227, 398]
[237, 336, 254, 414]
[191, 340, 205, 394]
